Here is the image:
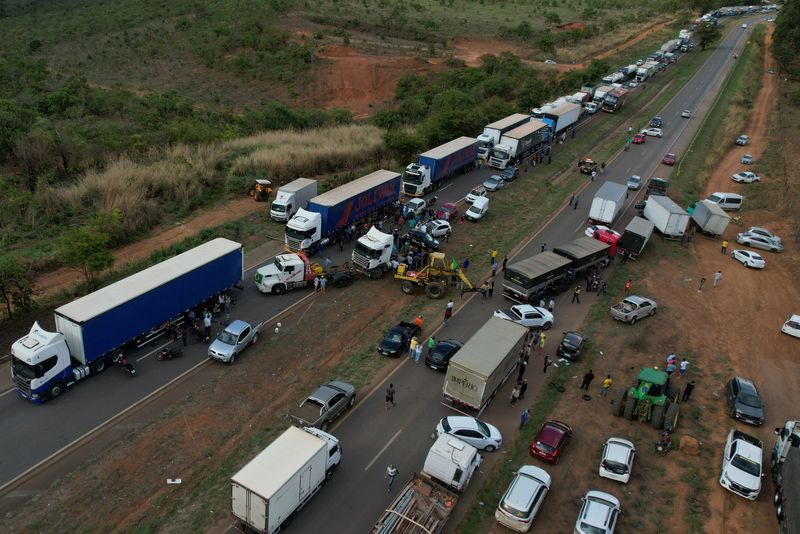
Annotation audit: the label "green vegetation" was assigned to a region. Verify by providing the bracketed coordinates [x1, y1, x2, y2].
[772, 0, 800, 78]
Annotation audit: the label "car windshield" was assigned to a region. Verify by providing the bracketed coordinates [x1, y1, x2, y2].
[217, 331, 237, 345]
[738, 392, 762, 408]
[385, 332, 402, 343]
[467, 206, 480, 215]
[731, 454, 760, 476]
[500, 498, 531, 519]
[579, 522, 607, 534]
[536, 441, 555, 454]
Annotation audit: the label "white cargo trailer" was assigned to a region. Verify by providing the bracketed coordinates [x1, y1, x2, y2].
[589, 181, 627, 225]
[643, 196, 690, 238]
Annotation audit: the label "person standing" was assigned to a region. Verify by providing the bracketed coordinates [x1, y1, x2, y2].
[580, 369, 595, 390]
[510, 384, 521, 405]
[542, 354, 552, 374]
[698, 277, 706, 292]
[385, 384, 396, 409]
[541, 243, 547, 253]
[519, 378, 529, 399]
[180, 323, 188, 347]
[427, 336, 436, 356]
[600, 375, 613, 397]
[480, 281, 489, 299]
[624, 279, 632, 293]
[324, 257, 332, 270]
[517, 357, 527, 382]
[502, 256, 508, 271]
[491, 248, 498, 265]
[314, 276, 320, 292]
[682, 381, 696, 402]
[414, 315, 424, 329]
[666, 362, 676, 376]
[444, 301, 453, 327]
[520, 409, 530, 429]
[573, 196, 579, 210]
[572, 286, 581, 303]
[679, 358, 689, 378]
[320, 275, 327, 293]
[409, 336, 418, 359]
[491, 261, 498, 277]
[414, 343, 423, 364]
[488, 279, 495, 298]
[721, 240, 728, 254]
[591, 170, 597, 182]
[386, 464, 399, 491]
[712, 270, 722, 288]
[601, 161, 606, 173]
[203, 313, 212, 342]
[462, 258, 470, 270]
[539, 332, 547, 350]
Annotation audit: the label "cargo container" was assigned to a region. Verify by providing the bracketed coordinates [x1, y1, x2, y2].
[593, 85, 613, 104]
[618, 216, 655, 259]
[643, 196, 690, 238]
[488, 121, 550, 170]
[503, 252, 574, 303]
[552, 236, 611, 273]
[476, 114, 531, 160]
[402, 137, 477, 197]
[538, 103, 581, 136]
[691, 199, 730, 237]
[588, 181, 627, 225]
[270, 178, 318, 222]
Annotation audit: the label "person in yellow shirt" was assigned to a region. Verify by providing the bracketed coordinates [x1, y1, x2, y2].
[600, 375, 613, 397]
[721, 240, 728, 254]
[409, 336, 418, 358]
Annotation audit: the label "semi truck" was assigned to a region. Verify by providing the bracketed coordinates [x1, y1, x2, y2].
[488, 120, 549, 170]
[772, 420, 800, 534]
[503, 252, 573, 304]
[593, 85, 613, 104]
[618, 216, 655, 259]
[538, 103, 581, 136]
[269, 178, 318, 223]
[643, 196, 690, 238]
[635, 62, 658, 82]
[691, 199, 730, 237]
[567, 92, 590, 106]
[285, 170, 400, 252]
[552, 236, 612, 271]
[442, 316, 527, 413]
[476, 114, 531, 160]
[11, 238, 243, 403]
[602, 72, 625, 84]
[621, 64, 639, 79]
[581, 82, 598, 99]
[661, 39, 680, 53]
[402, 137, 477, 196]
[602, 87, 629, 113]
[351, 226, 394, 275]
[589, 181, 627, 225]
[231, 426, 341, 534]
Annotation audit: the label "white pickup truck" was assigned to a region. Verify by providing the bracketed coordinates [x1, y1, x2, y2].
[494, 304, 554, 330]
[609, 296, 657, 324]
[719, 429, 763, 500]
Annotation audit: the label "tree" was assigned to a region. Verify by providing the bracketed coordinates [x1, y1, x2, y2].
[0, 255, 33, 319]
[695, 22, 721, 51]
[772, 0, 800, 78]
[61, 211, 122, 289]
[383, 129, 421, 164]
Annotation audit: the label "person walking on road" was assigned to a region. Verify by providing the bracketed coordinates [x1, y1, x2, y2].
[543, 354, 552, 374]
[510, 384, 521, 405]
[573, 196, 579, 210]
[572, 286, 581, 303]
[541, 243, 547, 253]
[712, 270, 722, 288]
[721, 240, 728, 254]
[488, 279, 495, 298]
[520, 409, 530, 429]
[519, 378, 528, 399]
[492, 261, 498, 277]
[600, 375, 613, 397]
[601, 161, 606, 173]
[502, 255, 508, 271]
[591, 170, 597, 182]
[386, 465, 399, 492]
[385, 384, 396, 409]
[681, 381, 696, 402]
[180, 324, 188, 347]
[580, 369, 595, 390]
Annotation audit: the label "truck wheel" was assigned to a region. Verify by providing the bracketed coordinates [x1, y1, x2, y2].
[542, 322, 552, 330]
[425, 281, 445, 299]
[651, 404, 666, 428]
[368, 268, 383, 280]
[612, 389, 627, 417]
[272, 284, 286, 295]
[623, 396, 637, 420]
[664, 403, 680, 431]
[48, 382, 64, 400]
[251, 333, 259, 345]
[401, 281, 415, 295]
[630, 316, 637, 325]
[90, 359, 106, 374]
[666, 385, 680, 401]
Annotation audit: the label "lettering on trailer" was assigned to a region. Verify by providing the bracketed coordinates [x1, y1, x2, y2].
[450, 374, 478, 391]
[334, 180, 399, 228]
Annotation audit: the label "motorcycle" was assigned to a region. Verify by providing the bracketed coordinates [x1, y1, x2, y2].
[158, 345, 183, 361]
[114, 353, 137, 376]
[655, 430, 672, 456]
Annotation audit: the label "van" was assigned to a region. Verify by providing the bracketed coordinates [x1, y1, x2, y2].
[706, 192, 744, 211]
[423, 434, 482, 493]
[465, 196, 489, 221]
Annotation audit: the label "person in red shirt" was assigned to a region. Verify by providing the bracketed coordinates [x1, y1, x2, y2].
[624, 279, 632, 293]
[413, 315, 423, 329]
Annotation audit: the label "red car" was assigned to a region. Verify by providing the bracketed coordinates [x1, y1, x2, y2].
[436, 202, 458, 221]
[662, 153, 676, 166]
[632, 133, 646, 144]
[593, 229, 620, 257]
[530, 420, 573, 464]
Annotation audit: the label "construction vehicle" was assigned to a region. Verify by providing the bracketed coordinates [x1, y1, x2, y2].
[249, 179, 273, 202]
[611, 367, 680, 431]
[395, 252, 475, 299]
[578, 158, 597, 175]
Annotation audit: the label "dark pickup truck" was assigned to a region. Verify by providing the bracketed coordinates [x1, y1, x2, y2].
[289, 380, 356, 430]
[378, 321, 421, 357]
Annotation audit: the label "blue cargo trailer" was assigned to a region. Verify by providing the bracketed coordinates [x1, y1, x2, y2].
[402, 137, 477, 197]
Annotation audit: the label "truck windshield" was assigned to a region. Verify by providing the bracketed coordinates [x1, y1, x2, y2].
[403, 172, 423, 185]
[11, 358, 39, 379]
[490, 148, 508, 160]
[217, 331, 238, 345]
[271, 203, 286, 213]
[353, 241, 382, 259]
[606, 96, 618, 104]
[285, 226, 314, 240]
[731, 454, 760, 477]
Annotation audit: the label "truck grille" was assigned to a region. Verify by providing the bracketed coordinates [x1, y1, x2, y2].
[730, 481, 755, 496]
[352, 253, 369, 269]
[286, 237, 303, 250]
[12, 374, 32, 397]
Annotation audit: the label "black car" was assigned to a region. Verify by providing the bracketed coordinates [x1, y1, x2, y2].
[500, 166, 519, 182]
[556, 331, 585, 361]
[726, 377, 764, 425]
[425, 339, 464, 370]
[378, 321, 421, 357]
[650, 116, 663, 128]
[405, 229, 440, 251]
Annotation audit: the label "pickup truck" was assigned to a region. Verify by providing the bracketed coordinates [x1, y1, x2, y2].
[609, 296, 657, 324]
[378, 321, 421, 357]
[289, 380, 356, 430]
[494, 304, 554, 330]
[719, 429, 763, 500]
[208, 319, 264, 364]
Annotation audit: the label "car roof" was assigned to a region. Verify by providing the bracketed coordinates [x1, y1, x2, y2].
[604, 438, 635, 463]
[505, 466, 550, 509]
[225, 320, 250, 335]
[583, 491, 620, 525]
[538, 420, 570, 444]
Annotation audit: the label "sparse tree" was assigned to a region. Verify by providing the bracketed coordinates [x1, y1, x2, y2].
[695, 21, 721, 51]
[0, 255, 33, 319]
[61, 211, 123, 289]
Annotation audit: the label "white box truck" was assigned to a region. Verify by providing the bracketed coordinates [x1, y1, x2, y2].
[476, 113, 531, 159]
[231, 426, 341, 533]
[589, 181, 627, 225]
[643, 196, 690, 238]
[270, 178, 318, 222]
[691, 199, 730, 237]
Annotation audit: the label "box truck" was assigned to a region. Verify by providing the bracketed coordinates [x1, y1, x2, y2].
[402, 137, 477, 197]
[442, 317, 527, 413]
[593, 85, 613, 104]
[588, 181, 627, 225]
[502, 252, 574, 304]
[772, 420, 800, 534]
[269, 178, 318, 222]
[539, 103, 581, 136]
[285, 170, 400, 252]
[643, 196, 690, 238]
[618, 216, 655, 259]
[231, 426, 341, 534]
[488, 120, 549, 170]
[691, 199, 730, 237]
[11, 238, 244, 403]
[476, 114, 531, 160]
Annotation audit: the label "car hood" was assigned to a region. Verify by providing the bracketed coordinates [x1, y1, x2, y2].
[379, 338, 402, 352]
[734, 402, 764, 421]
[723, 463, 761, 491]
[208, 339, 234, 357]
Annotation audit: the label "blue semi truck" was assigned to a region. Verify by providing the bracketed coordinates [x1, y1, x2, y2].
[402, 137, 477, 197]
[10, 238, 244, 403]
[285, 169, 401, 252]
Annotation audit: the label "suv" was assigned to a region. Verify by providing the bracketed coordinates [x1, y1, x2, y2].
[735, 134, 750, 146]
[574, 491, 621, 534]
[719, 429, 763, 500]
[405, 229, 440, 251]
[495, 465, 551, 531]
[726, 377, 764, 425]
[650, 116, 663, 128]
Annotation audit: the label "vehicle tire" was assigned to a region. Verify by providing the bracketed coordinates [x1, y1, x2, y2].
[228, 354, 236, 365]
[425, 281, 445, 299]
[90, 359, 106, 374]
[651, 404, 666, 429]
[272, 284, 286, 296]
[484, 445, 496, 453]
[48, 382, 65, 400]
[612, 389, 627, 417]
[251, 333, 259, 345]
[321, 421, 329, 431]
[771, 247, 778, 253]
[542, 322, 552, 330]
[650, 307, 657, 316]
[401, 281, 415, 295]
[666, 385, 680, 401]
[630, 316, 637, 325]
[348, 395, 356, 408]
[623, 396, 637, 420]
[664, 403, 680, 431]
[333, 273, 351, 288]
[368, 268, 383, 280]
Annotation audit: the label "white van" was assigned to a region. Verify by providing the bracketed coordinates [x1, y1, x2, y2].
[465, 196, 489, 221]
[706, 192, 744, 211]
[423, 434, 482, 493]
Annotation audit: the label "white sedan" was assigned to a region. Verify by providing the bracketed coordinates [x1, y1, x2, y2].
[731, 171, 760, 183]
[640, 127, 663, 137]
[494, 305, 554, 330]
[584, 225, 620, 239]
[731, 249, 765, 269]
[781, 314, 800, 339]
[428, 219, 452, 238]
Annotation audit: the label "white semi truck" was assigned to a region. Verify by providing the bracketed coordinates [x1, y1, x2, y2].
[476, 113, 531, 160]
[269, 178, 318, 222]
[488, 120, 550, 170]
[351, 226, 394, 275]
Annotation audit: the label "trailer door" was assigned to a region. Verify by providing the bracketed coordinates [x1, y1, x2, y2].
[299, 465, 313, 500]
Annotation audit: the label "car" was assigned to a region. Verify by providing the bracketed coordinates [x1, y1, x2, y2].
[574, 490, 621, 534]
[584, 225, 620, 239]
[649, 116, 663, 128]
[405, 229, 440, 251]
[636, 59, 644, 66]
[483, 175, 506, 191]
[735, 134, 750, 145]
[436, 415, 503, 452]
[403, 197, 427, 216]
[428, 219, 452, 238]
[745, 226, 782, 244]
[500, 165, 520, 181]
[378, 321, 421, 356]
[609, 295, 657, 324]
[599, 438, 636, 484]
[544, 59, 557, 65]
[742, 23, 748, 28]
[466, 185, 488, 203]
[627, 80, 638, 89]
[719, 429, 763, 500]
[632, 133, 646, 144]
[208, 319, 263, 364]
[740, 153, 753, 164]
[494, 305, 554, 330]
[640, 127, 663, 137]
[425, 339, 463, 370]
[731, 249, 765, 269]
[681, 109, 692, 118]
[731, 171, 760, 183]
[530, 420, 572, 464]
[781, 314, 800, 338]
[726, 377, 765, 425]
[556, 331, 585, 361]
[289, 380, 356, 430]
[736, 232, 784, 252]
[626, 175, 642, 190]
[495, 465, 551, 532]
[662, 153, 676, 166]
[435, 201, 458, 221]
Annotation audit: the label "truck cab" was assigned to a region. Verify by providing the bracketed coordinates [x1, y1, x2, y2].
[254, 253, 319, 294]
[11, 323, 83, 402]
[476, 133, 495, 159]
[352, 227, 393, 275]
[402, 162, 431, 197]
[285, 208, 321, 252]
[424, 434, 482, 493]
[488, 144, 512, 169]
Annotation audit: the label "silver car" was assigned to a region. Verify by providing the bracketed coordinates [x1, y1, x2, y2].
[483, 175, 506, 191]
[736, 232, 784, 253]
[746, 226, 781, 244]
[626, 175, 642, 190]
[208, 319, 263, 364]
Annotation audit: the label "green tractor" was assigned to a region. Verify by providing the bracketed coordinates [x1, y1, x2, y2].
[612, 367, 680, 431]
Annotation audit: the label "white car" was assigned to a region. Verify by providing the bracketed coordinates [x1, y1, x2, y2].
[483, 175, 506, 191]
[544, 59, 557, 65]
[599, 438, 636, 484]
[736, 134, 750, 146]
[731, 171, 760, 183]
[494, 305, 554, 330]
[719, 429, 763, 500]
[627, 81, 638, 88]
[781, 314, 800, 338]
[428, 220, 452, 238]
[585, 225, 620, 239]
[626, 175, 642, 190]
[640, 127, 663, 137]
[740, 154, 753, 164]
[746, 226, 781, 244]
[495, 465, 551, 532]
[731, 249, 765, 269]
[681, 109, 692, 118]
[403, 197, 427, 216]
[435, 416, 503, 452]
[737, 232, 784, 252]
[575, 491, 621, 534]
[466, 185, 488, 203]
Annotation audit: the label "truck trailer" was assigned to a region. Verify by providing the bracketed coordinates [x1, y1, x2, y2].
[618, 216, 655, 259]
[691, 199, 730, 237]
[602, 87, 629, 113]
[285, 170, 400, 252]
[588, 181, 627, 225]
[11, 238, 244, 403]
[476, 114, 531, 160]
[231, 426, 341, 534]
[643, 196, 690, 238]
[403, 137, 477, 197]
[552, 236, 611, 273]
[269, 178, 318, 223]
[635, 62, 658, 82]
[772, 420, 800, 534]
[442, 317, 527, 413]
[503, 252, 573, 304]
[539, 103, 581, 137]
[488, 120, 549, 170]
[592, 85, 613, 104]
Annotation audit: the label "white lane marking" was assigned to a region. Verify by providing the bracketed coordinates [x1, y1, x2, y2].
[136, 344, 168, 362]
[364, 428, 403, 471]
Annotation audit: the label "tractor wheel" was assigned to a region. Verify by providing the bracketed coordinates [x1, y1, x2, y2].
[425, 281, 446, 299]
[612, 389, 627, 417]
[664, 403, 680, 431]
[623, 396, 637, 420]
[401, 281, 416, 295]
[651, 404, 666, 429]
[666, 385, 680, 401]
